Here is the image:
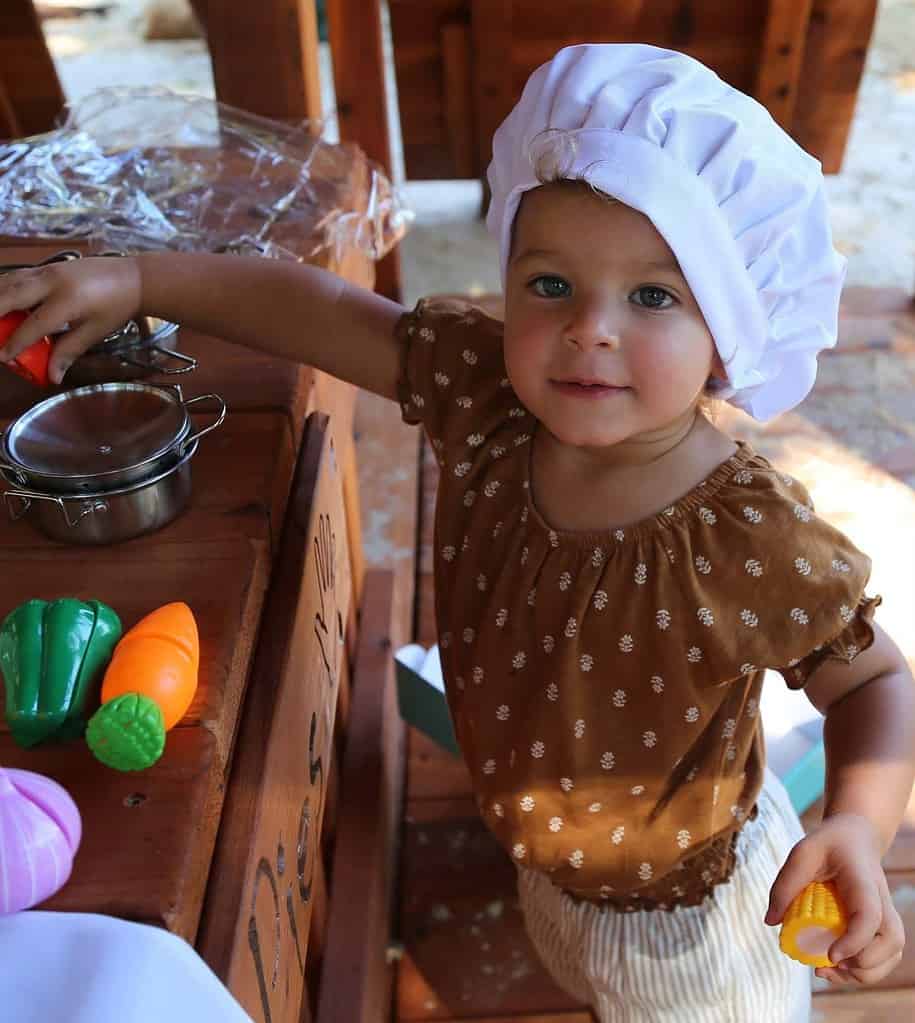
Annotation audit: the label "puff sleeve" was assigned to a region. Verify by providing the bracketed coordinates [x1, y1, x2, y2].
[396, 298, 515, 459]
[664, 465, 881, 690]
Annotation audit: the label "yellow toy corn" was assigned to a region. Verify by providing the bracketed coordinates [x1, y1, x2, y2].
[779, 881, 847, 968]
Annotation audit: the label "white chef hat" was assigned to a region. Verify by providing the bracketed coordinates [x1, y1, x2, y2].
[485, 43, 847, 421]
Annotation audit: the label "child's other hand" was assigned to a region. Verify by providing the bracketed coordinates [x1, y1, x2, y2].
[0, 256, 142, 385]
[766, 813, 905, 986]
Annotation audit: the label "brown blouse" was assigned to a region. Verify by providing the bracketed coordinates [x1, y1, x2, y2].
[397, 298, 880, 911]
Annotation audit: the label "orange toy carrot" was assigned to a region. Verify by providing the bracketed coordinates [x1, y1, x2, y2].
[100, 602, 199, 729]
[85, 603, 199, 771]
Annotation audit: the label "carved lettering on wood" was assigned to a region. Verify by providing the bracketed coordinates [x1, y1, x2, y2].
[227, 420, 352, 1023]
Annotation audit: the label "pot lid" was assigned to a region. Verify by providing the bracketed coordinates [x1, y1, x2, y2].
[3, 383, 190, 478]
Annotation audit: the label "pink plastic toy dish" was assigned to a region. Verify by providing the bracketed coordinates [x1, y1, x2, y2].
[0, 766, 82, 914]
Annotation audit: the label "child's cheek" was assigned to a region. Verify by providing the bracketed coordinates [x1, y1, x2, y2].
[629, 332, 710, 394]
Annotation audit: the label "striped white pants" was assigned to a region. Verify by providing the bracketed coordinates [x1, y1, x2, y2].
[517, 769, 812, 1022]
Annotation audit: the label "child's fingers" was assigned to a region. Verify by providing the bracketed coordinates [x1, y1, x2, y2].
[0, 300, 77, 365]
[836, 888, 905, 972]
[815, 966, 851, 985]
[828, 883, 883, 963]
[765, 838, 821, 924]
[836, 948, 904, 986]
[0, 268, 51, 325]
[845, 931, 905, 973]
[45, 323, 106, 385]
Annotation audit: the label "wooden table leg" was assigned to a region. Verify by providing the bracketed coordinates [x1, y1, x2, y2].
[0, 1, 66, 137]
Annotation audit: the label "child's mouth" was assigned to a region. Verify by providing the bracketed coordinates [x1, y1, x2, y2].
[551, 379, 626, 399]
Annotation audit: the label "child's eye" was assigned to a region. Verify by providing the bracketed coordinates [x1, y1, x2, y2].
[529, 275, 571, 299]
[631, 286, 676, 310]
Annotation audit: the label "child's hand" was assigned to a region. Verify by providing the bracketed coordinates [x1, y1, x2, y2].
[0, 256, 142, 385]
[766, 813, 905, 985]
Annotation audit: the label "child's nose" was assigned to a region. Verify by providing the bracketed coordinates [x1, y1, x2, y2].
[564, 332, 621, 351]
[562, 320, 621, 351]
[562, 300, 622, 351]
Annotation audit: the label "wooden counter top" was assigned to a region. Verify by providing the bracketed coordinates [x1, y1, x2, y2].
[0, 236, 372, 965]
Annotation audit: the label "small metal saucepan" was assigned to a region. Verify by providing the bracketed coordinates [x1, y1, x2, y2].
[64, 316, 198, 385]
[0, 250, 196, 383]
[0, 381, 225, 494]
[2, 440, 199, 546]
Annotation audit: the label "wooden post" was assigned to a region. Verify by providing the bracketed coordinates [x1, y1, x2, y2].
[192, 0, 323, 123]
[316, 571, 406, 1023]
[793, 0, 879, 174]
[470, 0, 514, 176]
[0, 0, 65, 136]
[0, 80, 20, 140]
[441, 20, 477, 179]
[753, 0, 815, 131]
[325, 0, 403, 301]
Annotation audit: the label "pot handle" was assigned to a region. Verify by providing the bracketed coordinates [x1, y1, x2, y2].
[3, 488, 108, 528]
[180, 393, 227, 449]
[0, 433, 29, 487]
[118, 345, 198, 376]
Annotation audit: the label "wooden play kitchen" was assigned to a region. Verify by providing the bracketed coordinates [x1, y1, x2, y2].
[0, 231, 401, 1023]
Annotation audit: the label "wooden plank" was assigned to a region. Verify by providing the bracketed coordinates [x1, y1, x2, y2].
[793, 0, 878, 174]
[341, 424, 366, 612]
[397, 798, 578, 1019]
[753, 0, 815, 130]
[441, 20, 477, 178]
[197, 413, 352, 1023]
[317, 572, 408, 1023]
[0, 537, 270, 769]
[194, 0, 322, 123]
[325, 0, 403, 301]
[0, 726, 218, 938]
[470, 0, 514, 172]
[303, 851, 330, 1023]
[0, 0, 65, 137]
[407, 726, 471, 801]
[0, 79, 20, 140]
[401, 797, 513, 897]
[812, 987, 915, 1020]
[325, 0, 390, 172]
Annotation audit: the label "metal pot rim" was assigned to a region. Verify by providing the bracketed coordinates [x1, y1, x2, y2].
[2, 439, 199, 501]
[1, 381, 192, 484]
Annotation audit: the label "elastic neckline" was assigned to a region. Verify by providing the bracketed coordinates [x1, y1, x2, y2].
[522, 423, 760, 546]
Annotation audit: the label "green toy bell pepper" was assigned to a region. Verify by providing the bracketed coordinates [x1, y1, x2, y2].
[0, 598, 122, 747]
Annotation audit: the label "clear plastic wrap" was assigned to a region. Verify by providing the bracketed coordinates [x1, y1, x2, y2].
[0, 87, 412, 265]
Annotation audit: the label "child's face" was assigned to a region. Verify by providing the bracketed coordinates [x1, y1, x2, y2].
[503, 182, 720, 452]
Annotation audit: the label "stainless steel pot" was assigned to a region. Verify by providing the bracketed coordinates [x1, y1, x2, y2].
[64, 316, 198, 385]
[0, 382, 225, 494]
[2, 440, 198, 545]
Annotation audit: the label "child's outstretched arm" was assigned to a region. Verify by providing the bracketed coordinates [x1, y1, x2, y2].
[0, 252, 406, 395]
[766, 622, 915, 986]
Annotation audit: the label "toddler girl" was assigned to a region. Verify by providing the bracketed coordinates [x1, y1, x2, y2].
[1, 42, 912, 1023]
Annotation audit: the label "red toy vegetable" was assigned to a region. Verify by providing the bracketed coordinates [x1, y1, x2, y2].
[0, 310, 53, 388]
